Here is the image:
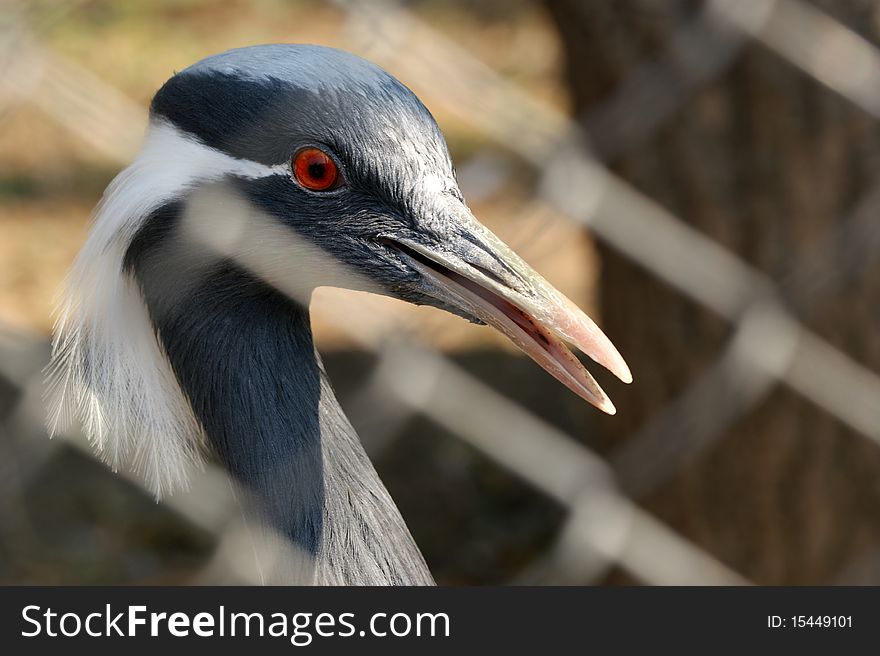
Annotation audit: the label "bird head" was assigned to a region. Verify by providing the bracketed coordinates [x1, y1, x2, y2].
[135, 44, 631, 413]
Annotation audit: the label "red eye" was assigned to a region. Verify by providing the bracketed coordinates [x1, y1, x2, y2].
[292, 147, 340, 191]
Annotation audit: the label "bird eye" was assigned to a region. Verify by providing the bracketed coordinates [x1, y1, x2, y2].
[292, 147, 341, 192]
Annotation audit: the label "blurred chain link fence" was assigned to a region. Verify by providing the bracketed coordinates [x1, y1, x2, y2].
[2, 0, 879, 585]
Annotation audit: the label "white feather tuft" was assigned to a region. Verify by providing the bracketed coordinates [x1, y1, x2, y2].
[45, 119, 286, 497]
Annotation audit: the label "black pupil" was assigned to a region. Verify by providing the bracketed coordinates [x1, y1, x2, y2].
[308, 161, 326, 180]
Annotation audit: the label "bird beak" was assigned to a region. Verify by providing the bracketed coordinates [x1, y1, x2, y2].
[383, 205, 632, 414]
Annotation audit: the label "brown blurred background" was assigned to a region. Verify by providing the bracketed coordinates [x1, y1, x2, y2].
[2, 0, 880, 585]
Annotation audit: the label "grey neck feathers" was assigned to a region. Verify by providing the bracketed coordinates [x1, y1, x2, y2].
[125, 202, 433, 585]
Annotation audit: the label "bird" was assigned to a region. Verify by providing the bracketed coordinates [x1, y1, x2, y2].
[45, 44, 631, 585]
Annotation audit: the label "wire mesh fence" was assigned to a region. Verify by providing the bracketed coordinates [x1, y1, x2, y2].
[1, 0, 879, 585]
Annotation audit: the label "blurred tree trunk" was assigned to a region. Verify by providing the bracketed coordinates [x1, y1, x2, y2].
[543, 0, 880, 584]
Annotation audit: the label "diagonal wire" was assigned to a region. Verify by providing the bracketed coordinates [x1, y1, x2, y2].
[7, 0, 879, 585]
[338, 0, 880, 450]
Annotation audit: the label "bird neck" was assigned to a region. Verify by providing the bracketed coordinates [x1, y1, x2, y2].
[126, 203, 433, 585]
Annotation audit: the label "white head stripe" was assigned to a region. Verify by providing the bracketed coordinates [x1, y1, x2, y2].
[46, 120, 285, 497]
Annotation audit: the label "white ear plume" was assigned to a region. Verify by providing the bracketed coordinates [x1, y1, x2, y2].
[45, 119, 286, 497]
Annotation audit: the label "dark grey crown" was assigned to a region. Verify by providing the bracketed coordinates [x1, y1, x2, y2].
[150, 43, 452, 176]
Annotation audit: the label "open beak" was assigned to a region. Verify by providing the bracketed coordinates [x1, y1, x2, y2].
[384, 207, 632, 414]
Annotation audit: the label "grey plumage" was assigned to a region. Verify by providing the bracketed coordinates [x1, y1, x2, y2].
[316, 368, 434, 585]
[47, 44, 630, 586]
